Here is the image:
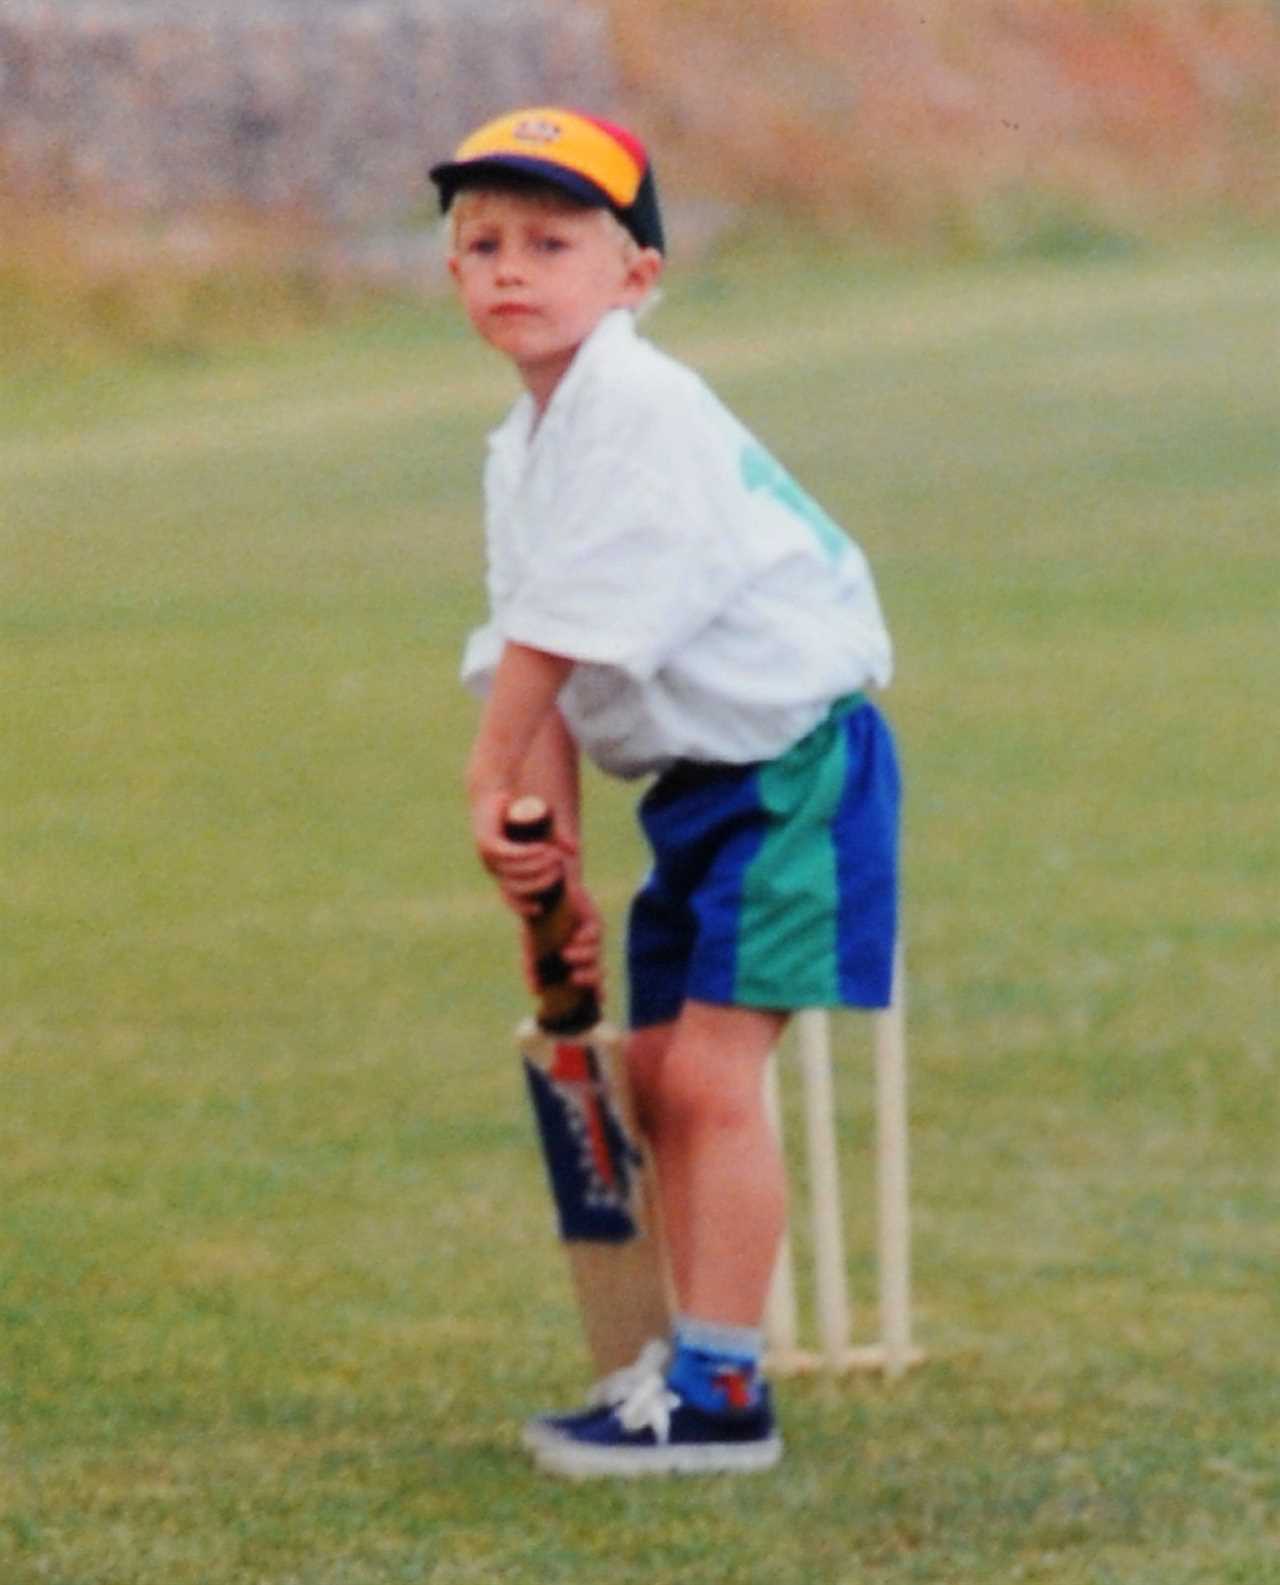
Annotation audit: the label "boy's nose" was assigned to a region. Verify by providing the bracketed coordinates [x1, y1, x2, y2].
[495, 248, 527, 283]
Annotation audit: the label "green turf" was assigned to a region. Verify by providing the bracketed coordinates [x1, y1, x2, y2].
[3, 237, 1278, 1583]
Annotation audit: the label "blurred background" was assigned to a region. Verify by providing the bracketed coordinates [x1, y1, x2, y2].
[3, 7, 1278, 1581]
[3, 0, 1278, 363]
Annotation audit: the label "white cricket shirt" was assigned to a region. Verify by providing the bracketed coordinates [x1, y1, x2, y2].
[461, 310, 892, 780]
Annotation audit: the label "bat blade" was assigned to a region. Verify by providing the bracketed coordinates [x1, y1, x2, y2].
[518, 1018, 670, 1374]
[520, 1027, 642, 1243]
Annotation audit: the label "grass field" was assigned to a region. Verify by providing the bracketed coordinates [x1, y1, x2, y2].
[3, 235, 1278, 1584]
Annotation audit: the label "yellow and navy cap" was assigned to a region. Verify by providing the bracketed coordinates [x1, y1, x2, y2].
[430, 106, 665, 254]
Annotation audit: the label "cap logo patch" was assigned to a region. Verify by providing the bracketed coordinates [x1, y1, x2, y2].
[512, 116, 564, 147]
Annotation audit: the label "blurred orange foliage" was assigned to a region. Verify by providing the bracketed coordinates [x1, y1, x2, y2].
[600, 0, 1280, 243]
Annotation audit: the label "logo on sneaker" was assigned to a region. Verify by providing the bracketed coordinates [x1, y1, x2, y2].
[714, 1367, 754, 1412]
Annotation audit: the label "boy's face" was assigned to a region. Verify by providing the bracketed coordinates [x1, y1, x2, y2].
[448, 190, 662, 406]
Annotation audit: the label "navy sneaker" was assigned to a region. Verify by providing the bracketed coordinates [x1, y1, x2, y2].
[532, 1370, 782, 1478]
[520, 1338, 671, 1454]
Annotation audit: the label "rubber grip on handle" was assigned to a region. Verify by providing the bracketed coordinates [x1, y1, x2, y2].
[504, 796, 601, 1035]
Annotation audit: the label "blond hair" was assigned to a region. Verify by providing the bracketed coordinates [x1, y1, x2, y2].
[448, 185, 640, 260]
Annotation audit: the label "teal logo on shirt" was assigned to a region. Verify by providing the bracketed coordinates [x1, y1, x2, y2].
[740, 443, 846, 563]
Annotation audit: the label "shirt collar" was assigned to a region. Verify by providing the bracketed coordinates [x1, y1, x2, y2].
[544, 308, 636, 426]
[487, 309, 638, 461]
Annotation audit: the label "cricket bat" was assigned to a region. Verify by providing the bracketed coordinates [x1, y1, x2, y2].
[503, 795, 670, 1376]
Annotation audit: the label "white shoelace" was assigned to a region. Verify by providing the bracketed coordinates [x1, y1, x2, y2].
[615, 1371, 682, 1445]
[586, 1337, 672, 1409]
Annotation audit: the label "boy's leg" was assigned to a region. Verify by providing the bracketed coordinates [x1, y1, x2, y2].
[629, 1001, 788, 1327]
[529, 1002, 789, 1476]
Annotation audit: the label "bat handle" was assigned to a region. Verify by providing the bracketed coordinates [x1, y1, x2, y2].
[504, 796, 601, 1035]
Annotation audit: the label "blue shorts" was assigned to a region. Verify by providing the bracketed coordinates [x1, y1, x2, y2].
[626, 695, 901, 1028]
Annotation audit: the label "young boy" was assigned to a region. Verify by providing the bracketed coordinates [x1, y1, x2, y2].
[431, 107, 900, 1478]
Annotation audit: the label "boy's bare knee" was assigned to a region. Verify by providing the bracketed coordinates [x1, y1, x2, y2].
[650, 1002, 786, 1136]
[660, 1065, 753, 1137]
[658, 1046, 766, 1135]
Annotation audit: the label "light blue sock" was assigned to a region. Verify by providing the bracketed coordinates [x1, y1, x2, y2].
[667, 1317, 764, 1413]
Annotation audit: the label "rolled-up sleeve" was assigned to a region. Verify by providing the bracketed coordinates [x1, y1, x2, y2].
[459, 619, 504, 697]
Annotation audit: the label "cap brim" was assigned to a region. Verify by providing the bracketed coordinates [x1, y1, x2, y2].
[429, 154, 610, 212]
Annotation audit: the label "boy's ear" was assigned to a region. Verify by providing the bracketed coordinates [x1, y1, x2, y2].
[626, 247, 664, 300]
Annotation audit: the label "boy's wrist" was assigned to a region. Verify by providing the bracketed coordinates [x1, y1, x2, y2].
[467, 784, 512, 858]
[466, 768, 510, 807]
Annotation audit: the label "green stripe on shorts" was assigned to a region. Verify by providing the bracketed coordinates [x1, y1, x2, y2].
[732, 695, 863, 1007]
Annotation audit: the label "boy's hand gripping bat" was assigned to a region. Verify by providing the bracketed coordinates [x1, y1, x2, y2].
[504, 796, 670, 1376]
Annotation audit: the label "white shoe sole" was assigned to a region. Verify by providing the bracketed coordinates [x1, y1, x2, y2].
[521, 1416, 579, 1453]
[533, 1432, 783, 1479]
